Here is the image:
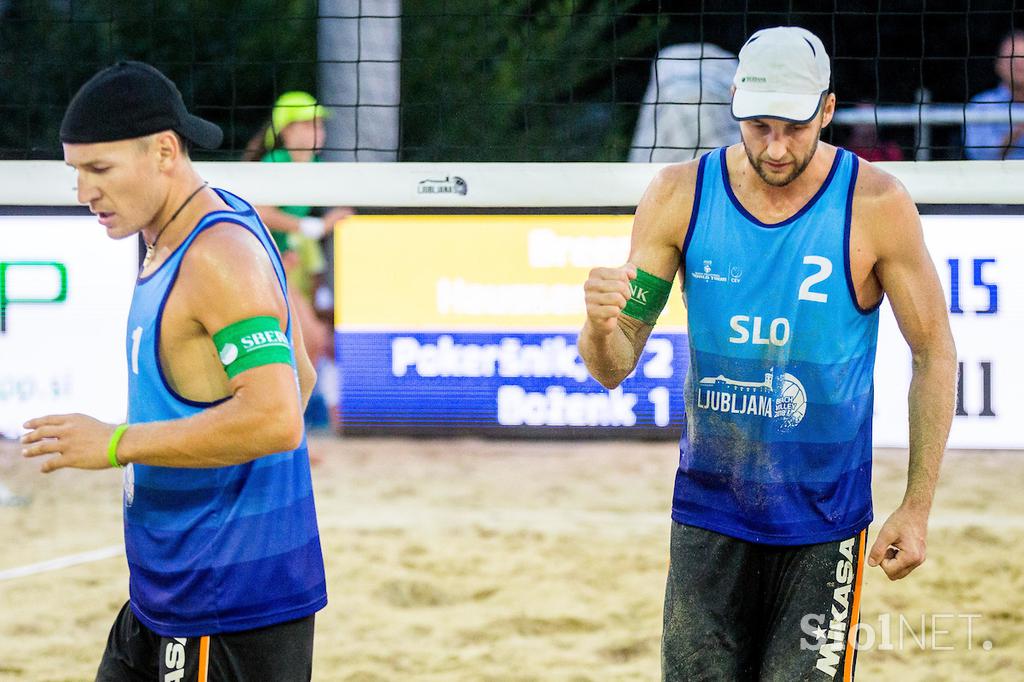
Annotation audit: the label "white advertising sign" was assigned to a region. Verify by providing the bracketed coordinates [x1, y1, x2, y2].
[873, 214, 1024, 449]
[0, 216, 137, 436]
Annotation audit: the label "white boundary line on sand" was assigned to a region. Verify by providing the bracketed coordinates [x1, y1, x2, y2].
[0, 545, 122, 582]
[2, 511, 1023, 583]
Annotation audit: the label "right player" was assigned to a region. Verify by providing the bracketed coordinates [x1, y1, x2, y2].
[579, 27, 956, 680]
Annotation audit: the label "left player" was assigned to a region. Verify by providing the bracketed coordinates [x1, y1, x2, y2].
[21, 61, 326, 680]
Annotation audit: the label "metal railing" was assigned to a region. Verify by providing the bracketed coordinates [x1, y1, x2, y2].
[832, 89, 1023, 160]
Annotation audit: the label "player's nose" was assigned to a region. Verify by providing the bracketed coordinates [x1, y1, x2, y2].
[765, 137, 788, 161]
[75, 178, 100, 206]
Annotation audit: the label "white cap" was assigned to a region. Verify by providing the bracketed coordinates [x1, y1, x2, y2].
[731, 26, 831, 123]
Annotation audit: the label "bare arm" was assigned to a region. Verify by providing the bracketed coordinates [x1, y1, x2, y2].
[252, 209, 323, 408]
[288, 289, 318, 411]
[860, 169, 957, 579]
[23, 223, 311, 470]
[255, 204, 305, 233]
[579, 163, 698, 388]
[254, 205, 351, 236]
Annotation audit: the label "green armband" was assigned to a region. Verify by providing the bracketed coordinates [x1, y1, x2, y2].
[213, 316, 292, 379]
[622, 268, 673, 326]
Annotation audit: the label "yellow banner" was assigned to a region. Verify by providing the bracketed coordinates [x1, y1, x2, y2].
[336, 214, 688, 330]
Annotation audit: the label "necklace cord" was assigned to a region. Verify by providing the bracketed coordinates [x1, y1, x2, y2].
[145, 181, 209, 253]
[143, 181, 209, 267]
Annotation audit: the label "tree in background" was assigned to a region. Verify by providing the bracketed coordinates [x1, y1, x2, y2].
[0, 0, 318, 160]
[400, 0, 663, 161]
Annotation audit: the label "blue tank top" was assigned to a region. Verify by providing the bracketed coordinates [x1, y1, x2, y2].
[123, 188, 327, 636]
[674, 147, 879, 545]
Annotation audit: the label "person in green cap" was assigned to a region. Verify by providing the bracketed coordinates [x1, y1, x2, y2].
[245, 91, 351, 254]
[245, 91, 349, 427]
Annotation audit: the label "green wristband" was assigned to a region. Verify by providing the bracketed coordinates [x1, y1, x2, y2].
[107, 423, 128, 469]
[212, 316, 293, 379]
[622, 268, 673, 326]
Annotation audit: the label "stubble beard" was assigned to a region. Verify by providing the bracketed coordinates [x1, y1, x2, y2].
[745, 136, 819, 187]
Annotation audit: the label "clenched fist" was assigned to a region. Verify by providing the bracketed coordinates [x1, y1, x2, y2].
[584, 263, 636, 335]
[867, 504, 929, 581]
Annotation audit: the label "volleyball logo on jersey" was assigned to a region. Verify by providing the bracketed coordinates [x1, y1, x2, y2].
[123, 462, 135, 507]
[696, 367, 808, 431]
[691, 259, 726, 283]
[691, 259, 746, 285]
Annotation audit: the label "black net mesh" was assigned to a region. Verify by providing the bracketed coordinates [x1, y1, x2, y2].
[0, 0, 1020, 161]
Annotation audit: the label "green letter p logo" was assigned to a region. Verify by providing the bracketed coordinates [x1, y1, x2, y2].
[0, 261, 68, 333]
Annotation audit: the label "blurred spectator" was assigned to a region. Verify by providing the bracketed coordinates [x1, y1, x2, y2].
[629, 44, 738, 162]
[844, 104, 905, 161]
[245, 92, 350, 428]
[965, 30, 1024, 160]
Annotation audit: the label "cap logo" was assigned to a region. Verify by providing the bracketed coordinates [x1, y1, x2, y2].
[741, 76, 767, 83]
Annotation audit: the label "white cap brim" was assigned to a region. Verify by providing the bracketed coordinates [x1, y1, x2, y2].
[731, 89, 825, 123]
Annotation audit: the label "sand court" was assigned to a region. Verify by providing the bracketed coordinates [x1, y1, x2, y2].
[1, 437, 1021, 680]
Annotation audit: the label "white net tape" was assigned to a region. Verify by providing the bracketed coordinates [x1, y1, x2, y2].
[2, 160, 1022, 208]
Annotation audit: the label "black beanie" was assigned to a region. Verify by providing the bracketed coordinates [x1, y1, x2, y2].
[60, 61, 222, 149]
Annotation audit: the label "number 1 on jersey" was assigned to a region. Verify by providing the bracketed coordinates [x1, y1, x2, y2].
[131, 326, 143, 375]
[798, 255, 832, 303]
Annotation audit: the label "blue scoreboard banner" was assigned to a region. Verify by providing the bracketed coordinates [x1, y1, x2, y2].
[337, 331, 687, 430]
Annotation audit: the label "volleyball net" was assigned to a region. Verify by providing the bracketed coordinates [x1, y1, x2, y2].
[1, 2, 1022, 162]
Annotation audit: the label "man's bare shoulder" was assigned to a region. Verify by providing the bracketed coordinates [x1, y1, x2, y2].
[851, 158, 922, 252]
[646, 158, 703, 206]
[634, 158, 703, 233]
[852, 158, 915, 212]
[179, 222, 281, 301]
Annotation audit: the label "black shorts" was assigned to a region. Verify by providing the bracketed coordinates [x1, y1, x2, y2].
[95, 601, 315, 682]
[662, 522, 868, 682]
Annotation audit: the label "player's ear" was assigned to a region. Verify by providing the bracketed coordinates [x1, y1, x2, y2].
[152, 131, 182, 171]
[820, 93, 837, 129]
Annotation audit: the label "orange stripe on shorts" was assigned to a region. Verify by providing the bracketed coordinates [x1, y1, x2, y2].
[843, 530, 867, 681]
[197, 635, 210, 682]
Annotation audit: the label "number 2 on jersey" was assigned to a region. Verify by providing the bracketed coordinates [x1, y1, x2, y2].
[798, 255, 832, 303]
